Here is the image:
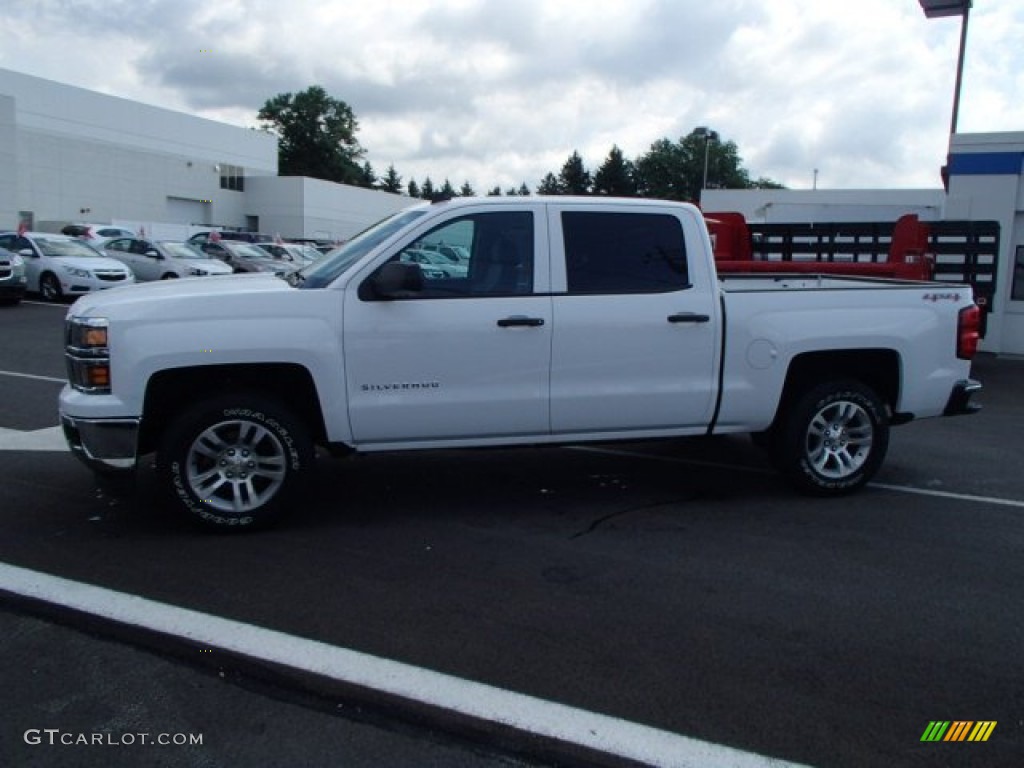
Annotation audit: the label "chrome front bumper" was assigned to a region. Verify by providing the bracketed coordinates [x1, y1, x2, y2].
[61, 414, 140, 473]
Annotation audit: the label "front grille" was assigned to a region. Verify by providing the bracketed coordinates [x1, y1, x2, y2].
[94, 271, 128, 282]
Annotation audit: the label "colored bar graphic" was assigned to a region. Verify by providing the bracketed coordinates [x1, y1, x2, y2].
[921, 720, 996, 742]
[968, 721, 997, 742]
[945, 721, 973, 741]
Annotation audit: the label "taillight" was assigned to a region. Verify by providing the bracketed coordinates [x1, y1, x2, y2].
[957, 304, 980, 360]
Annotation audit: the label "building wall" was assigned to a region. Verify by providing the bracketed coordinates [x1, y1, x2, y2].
[947, 132, 1024, 355]
[0, 68, 413, 245]
[0, 67, 276, 232]
[245, 176, 413, 242]
[700, 188, 946, 223]
[0, 95, 16, 228]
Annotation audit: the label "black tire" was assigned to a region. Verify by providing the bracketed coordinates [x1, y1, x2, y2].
[40, 272, 63, 302]
[160, 272, 179, 279]
[157, 394, 314, 530]
[775, 380, 889, 496]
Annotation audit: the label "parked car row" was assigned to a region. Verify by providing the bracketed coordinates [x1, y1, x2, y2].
[0, 230, 329, 302]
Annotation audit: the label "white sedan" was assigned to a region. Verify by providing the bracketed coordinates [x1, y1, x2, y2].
[0, 231, 135, 301]
[102, 237, 233, 281]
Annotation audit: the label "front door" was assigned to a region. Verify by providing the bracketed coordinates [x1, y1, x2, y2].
[344, 207, 552, 445]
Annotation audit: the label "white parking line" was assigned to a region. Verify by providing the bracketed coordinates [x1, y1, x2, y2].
[0, 562, 809, 768]
[571, 446, 1024, 509]
[0, 369, 66, 384]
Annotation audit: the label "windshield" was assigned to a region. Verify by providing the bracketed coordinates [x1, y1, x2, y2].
[160, 242, 213, 260]
[230, 243, 275, 260]
[295, 208, 427, 289]
[35, 238, 104, 258]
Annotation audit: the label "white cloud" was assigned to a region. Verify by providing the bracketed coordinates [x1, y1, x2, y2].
[0, 0, 1019, 193]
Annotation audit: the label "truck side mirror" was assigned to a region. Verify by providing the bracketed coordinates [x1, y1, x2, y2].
[367, 261, 424, 299]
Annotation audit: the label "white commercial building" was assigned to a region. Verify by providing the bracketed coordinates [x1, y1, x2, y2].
[0, 68, 411, 243]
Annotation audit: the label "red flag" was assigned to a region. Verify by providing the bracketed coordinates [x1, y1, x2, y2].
[210, 230, 221, 243]
[17, 219, 27, 237]
[274, 232, 284, 245]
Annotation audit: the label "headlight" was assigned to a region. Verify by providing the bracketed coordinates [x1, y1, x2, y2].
[63, 266, 92, 278]
[65, 317, 111, 393]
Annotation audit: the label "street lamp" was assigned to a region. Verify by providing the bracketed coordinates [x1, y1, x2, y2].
[694, 126, 717, 194]
[919, 0, 972, 135]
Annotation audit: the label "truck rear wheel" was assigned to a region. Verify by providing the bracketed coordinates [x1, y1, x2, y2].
[776, 380, 889, 496]
[157, 394, 314, 530]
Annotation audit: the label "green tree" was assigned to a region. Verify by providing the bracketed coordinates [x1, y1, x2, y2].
[460, 181, 476, 197]
[593, 145, 637, 196]
[257, 85, 365, 184]
[634, 127, 782, 202]
[516, 182, 531, 196]
[380, 165, 403, 194]
[536, 173, 561, 195]
[558, 151, 592, 195]
[438, 178, 457, 199]
[407, 179, 421, 198]
[487, 186, 503, 196]
[634, 137, 694, 201]
[359, 161, 377, 188]
[421, 177, 436, 200]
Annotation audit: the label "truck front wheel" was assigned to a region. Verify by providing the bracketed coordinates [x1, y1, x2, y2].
[157, 394, 314, 529]
[776, 381, 889, 496]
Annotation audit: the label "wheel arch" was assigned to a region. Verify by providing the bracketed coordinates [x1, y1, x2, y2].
[138, 363, 327, 455]
[775, 348, 901, 425]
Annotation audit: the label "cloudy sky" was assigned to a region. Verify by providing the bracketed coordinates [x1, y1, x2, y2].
[2, 0, 1021, 193]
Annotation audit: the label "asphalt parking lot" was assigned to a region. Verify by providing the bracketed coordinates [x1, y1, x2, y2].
[1, 296, 1022, 767]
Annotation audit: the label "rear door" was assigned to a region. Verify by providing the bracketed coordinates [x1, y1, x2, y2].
[548, 203, 719, 434]
[343, 204, 552, 445]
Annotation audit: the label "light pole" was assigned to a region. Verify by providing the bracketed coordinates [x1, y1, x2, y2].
[919, 0, 972, 135]
[695, 126, 717, 196]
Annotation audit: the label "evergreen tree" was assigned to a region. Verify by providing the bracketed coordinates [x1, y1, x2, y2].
[558, 151, 592, 195]
[487, 186, 503, 196]
[536, 172, 561, 195]
[460, 181, 476, 197]
[380, 165, 403, 194]
[438, 178, 457, 199]
[421, 177, 436, 200]
[593, 145, 637, 196]
[359, 161, 377, 188]
[516, 182, 531, 196]
[407, 179, 421, 198]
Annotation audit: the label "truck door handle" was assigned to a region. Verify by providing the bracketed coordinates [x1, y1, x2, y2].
[667, 312, 710, 324]
[497, 316, 545, 328]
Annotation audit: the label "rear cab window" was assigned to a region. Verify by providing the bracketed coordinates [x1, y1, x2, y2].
[556, 210, 690, 294]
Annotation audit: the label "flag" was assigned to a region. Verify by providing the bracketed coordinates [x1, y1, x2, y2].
[17, 219, 27, 237]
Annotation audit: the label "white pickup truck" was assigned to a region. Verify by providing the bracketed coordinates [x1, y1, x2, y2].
[59, 197, 982, 529]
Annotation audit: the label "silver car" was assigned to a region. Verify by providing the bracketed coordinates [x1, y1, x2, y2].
[0, 245, 28, 305]
[0, 231, 134, 301]
[103, 238, 233, 281]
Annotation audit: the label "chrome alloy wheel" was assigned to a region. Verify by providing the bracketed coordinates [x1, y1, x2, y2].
[804, 399, 874, 480]
[185, 419, 288, 514]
